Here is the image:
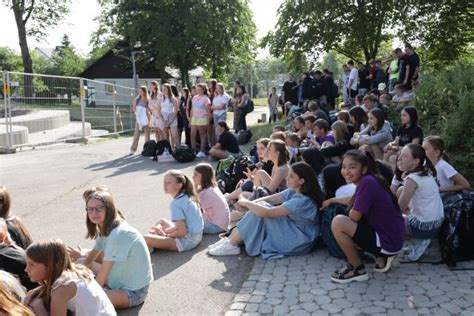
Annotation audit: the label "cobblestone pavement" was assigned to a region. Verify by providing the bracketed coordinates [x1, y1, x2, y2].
[225, 243, 474, 315]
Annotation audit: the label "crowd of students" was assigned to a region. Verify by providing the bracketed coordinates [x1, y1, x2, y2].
[129, 80, 247, 159]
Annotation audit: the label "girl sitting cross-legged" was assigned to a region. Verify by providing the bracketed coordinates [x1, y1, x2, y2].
[145, 170, 204, 252]
[207, 162, 324, 259]
[330, 150, 405, 283]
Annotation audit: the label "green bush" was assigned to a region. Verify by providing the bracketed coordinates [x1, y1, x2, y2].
[415, 63, 474, 182]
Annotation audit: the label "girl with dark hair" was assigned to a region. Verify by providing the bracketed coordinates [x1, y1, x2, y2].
[423, 136, 471, 192]
[0, 186, 33, 249]
[179, 87, 191, 147]
[193, 163, 230, 234]
[384, 106, 423, 168]
[397, 144, 444, 260]
[67, 186, 152, 308]
[235, 85, 249, 132]
[208, 162, 324, 258]
[348, 106, 368, 133]
[25, 239, 115, 315]
[145, 170, 203, 252]
[330, 150, 404, 283]
[351, 108, 393, 160]
[321, 165, 356, 208]
[157, 83, 180, 149]
[301, 147, 326, 189]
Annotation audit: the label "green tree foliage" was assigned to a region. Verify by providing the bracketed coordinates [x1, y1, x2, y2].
[263, 0, 473, 66]
[415, 63, 474, 180]
[96, 0, 256, 86]
[4, 0, 70, 74]
[46, 35, 86, 77]
[0, 47, 23, 71]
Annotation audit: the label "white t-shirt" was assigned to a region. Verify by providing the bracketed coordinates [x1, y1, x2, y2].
[348, 68, 359, 91]
[435, 159, 458, 189]
[212, 94, 230, 116]
[335, 183, 356, 198]
[161, 98, 174, 114]
[406, 173, 444, 222]
[52, 271, 116, 316]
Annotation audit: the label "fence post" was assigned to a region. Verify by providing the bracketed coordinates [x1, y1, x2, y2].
[129, 92, 133, 131]
[79, 79, 86, 141]
[5, 72, 15, 152]
[112, 86, 117, 134]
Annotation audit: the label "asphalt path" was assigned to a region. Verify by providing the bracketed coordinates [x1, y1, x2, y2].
[0, 108, 267, 315]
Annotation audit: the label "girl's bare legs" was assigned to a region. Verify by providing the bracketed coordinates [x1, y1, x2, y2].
[228, 228, 243, 246]
[253, 170, 272, 188]
[191, 125, 198, 151]
[144, 219, 178, 251]
[170, 126, 180, 149]
[198, 126, 208, 153]
[105, 290, 130, 308]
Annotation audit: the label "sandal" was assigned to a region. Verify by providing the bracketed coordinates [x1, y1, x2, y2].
[330, 263, 369, 284]
[374, 256, 395, 273]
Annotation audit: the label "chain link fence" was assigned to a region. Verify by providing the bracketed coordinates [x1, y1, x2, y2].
[1, 71, 136, 152]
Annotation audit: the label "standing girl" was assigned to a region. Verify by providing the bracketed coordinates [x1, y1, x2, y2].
[25, 239, 116, 316]
[397, 144, 444, 260]
[193, 163, 230, 234]
[422, 136, 471, 193]
[267, 87, 279, 123]
[211, 83, 230, 139]
[235, 85, 249, 132]
[130, 86, 151, 155]
[148, 81, 164, 141]
[179, 87, 192, 147]
[157, 83, 180, 149]
[330, 150, 404, 283]
[208, 162, 324, 259]
[191, 84, 211, 158]
[145, 170, 204, 252]
[67, 187, 152, 308]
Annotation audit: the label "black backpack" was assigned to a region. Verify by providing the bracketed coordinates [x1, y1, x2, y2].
[216, 156, 255, 193]
[237, 130, 253, 145]
[439, 191, 474, 268]
[142, 140, 157, 157]
[245, 99, 254, 113]
[172, 145, 196, 162]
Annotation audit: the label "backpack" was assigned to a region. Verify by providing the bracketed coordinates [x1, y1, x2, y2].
[237, 130, 253, 145]
[321, 204, 348, 259]
[142, 140, 157, 157]
[216, 156, 255, 193]
[245, 99, 254, 113]
[172, 145, 196, 162]
[438, 191, 474, 268]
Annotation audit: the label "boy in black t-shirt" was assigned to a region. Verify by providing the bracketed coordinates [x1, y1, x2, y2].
[209, 122, 240, 160]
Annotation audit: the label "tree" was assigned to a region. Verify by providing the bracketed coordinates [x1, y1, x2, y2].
[96, 0, 256, 86]
[0, 47, 23, 71]
[5, 0, 70, 74]
[46, 34, 86, 77]
[263, 0, 473, 66]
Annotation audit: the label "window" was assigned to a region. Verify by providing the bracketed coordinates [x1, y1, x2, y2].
[105, 81, 115, 95]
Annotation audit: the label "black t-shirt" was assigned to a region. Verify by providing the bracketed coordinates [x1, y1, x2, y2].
[311, 78, 324, 99]
[282, 80, 298, 104]
[358, 69, 370, 89]
[396, 124, 423, 146]
[0, 244, 37, 290]
[302, 77, 313, 100]
[406, 53, 420, 80]
[399, 55, 410, 82]
[218, 131, 240, 154]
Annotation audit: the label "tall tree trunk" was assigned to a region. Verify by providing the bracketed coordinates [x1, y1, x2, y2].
[12, 3, 34, 97]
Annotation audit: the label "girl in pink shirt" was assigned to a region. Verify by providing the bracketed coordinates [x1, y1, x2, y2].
[193, 163, 230, 234]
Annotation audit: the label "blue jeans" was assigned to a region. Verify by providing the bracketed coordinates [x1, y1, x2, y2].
[203, 221, 225, 234]
[122, 285, 149, 307]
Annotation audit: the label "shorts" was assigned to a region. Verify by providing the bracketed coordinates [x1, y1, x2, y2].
[203, 221, 225, 234]
[157, 112, 177, 130]
[191, 116, 208, 126]
[122, 285, 149, 307]
[176, 232, 203, 252]
[352, 219, 399, 257]
[241, 180, 254, 192]
[213, 112, 227, 124]
[405, 215, 443, 239]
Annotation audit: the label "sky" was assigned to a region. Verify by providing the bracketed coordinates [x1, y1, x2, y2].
[0, 0, 283, 58]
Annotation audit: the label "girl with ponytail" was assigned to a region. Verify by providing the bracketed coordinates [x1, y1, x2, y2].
[145, 170, 204, 252]
[397, 143, 444, 260]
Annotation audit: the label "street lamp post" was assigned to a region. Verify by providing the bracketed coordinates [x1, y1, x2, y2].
[131, 51, 139, 93]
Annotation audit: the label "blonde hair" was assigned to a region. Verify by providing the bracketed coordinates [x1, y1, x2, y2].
[0, 219, 13, 245]
[331, 120, 348, 144]
[26, 239, 93, 309]
[0, 279, 32, 315]
[0, 270, 27, 303]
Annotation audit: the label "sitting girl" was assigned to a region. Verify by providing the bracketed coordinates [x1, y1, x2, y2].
[422, 136, 471, 193]
[351, 108, 393, 160]
[208, 162, 324, 259]
[397, 144, 444, 261]
[0, 186, 33, 249]
[67, 186, 152, 308]
[25, 239, 116, 315]
[321, 121, 351, 164]
[330, 150, 404, 283]
[193, 163, 230, 234]
[145, 170, 204, 251]
[384, 106, 423, 168]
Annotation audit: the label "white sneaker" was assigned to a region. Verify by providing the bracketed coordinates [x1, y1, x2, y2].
[196, 151, 206, 158]
[128, 150, 135, 155]
[207, 237, 228, 252]
[208, 240, 241, 256]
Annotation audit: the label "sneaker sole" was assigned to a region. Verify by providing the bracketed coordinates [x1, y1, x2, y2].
[208, 248, 241, 256]
[330, 273, 369, 284]
[374, 256, 396, 273]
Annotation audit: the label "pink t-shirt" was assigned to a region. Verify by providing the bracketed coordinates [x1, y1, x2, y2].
[199, 187, 230, 230]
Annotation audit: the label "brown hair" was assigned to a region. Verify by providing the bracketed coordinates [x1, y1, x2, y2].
[336, 110, 350, 124]
[256, 138, 271, 147]
[136, 86, 149, 103]
[368, 108, 385, 132]
[150, 81, 160, 99]
[331, 121, 348, 144]
[0, 186, 33, 248]
[194, 163, 216, 190]
[26, 239, 93, 309]
[272, 125, 285, 132]
[196, 83, 208, 96]
[166, 170, 200, 203]
[269, 140, 289, 167]
[83, 187, 124, 239]
[0, 186, 11, 219]
[287, 133, 301, 146]
[314, 119, 329, 133]
[271, 131, 286, 142]
[162, 83, 177, 101]
[424, 135, 449, 162]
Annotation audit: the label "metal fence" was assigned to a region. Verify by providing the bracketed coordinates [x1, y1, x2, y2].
[1, 71, 136, 152]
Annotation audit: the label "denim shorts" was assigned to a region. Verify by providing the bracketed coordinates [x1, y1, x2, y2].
[123, 284, 150, 307]
[176, 232, 203, 252]
[213, 112, 227, 123]
[405, 215, 443, 239]
[203, 221, 225, 234]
